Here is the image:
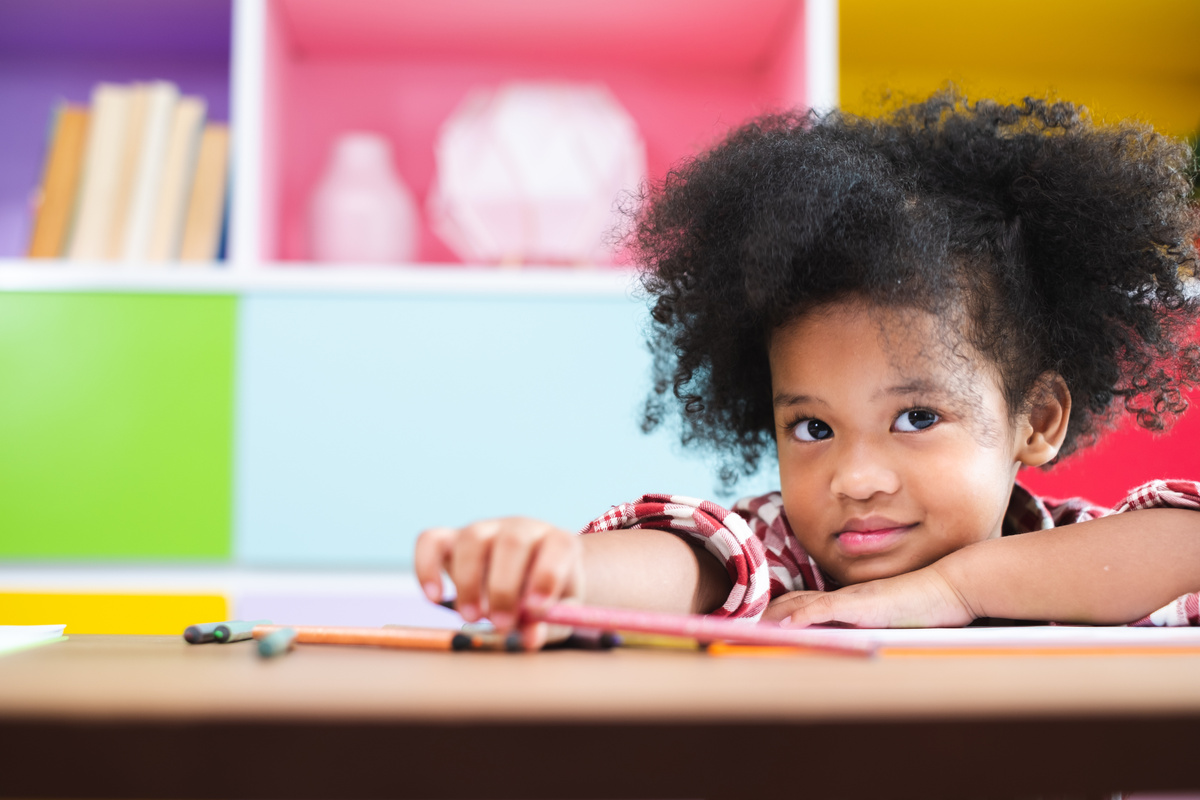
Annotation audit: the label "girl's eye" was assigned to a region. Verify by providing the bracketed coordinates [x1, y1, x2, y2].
[894, 409, 940, 432]
[793, 419, 834, 442]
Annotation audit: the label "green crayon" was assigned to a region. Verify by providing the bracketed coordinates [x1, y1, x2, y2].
[257, 627, 297, 658]
[212, 619, 271, 643]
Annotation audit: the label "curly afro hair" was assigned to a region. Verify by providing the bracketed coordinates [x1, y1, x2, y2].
[629, 90, 1200, 486]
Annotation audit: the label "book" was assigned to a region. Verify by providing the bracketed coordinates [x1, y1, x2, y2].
[179, 123, 230, 262]
[145, 95, 206, 262]
[66, 82, 134, 261]
[26, 104, 89, 259]
[119, 81, 179, 262]
[105, 83, 150, 260]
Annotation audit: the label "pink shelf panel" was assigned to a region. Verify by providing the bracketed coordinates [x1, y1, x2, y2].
[265, 0, 808, 264]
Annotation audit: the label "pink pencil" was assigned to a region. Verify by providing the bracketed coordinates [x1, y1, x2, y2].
[525, 603, 878, 658]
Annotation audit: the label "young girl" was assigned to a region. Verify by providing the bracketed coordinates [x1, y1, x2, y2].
[415, 91, 1200, 649]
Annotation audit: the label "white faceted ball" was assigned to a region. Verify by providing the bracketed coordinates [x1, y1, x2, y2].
[429, 82, 647, 265]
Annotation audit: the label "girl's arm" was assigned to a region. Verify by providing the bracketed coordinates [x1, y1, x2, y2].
[414, 520, 732, 648]
[947, 508, 1200, 624]
[767, 508, 1200, 628]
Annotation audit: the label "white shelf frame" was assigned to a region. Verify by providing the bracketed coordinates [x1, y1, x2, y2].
[229, 0, 266, 269]
[0, 259, 636, 295]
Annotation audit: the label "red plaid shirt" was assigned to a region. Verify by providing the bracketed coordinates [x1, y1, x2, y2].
[580, 479, 1200, 625]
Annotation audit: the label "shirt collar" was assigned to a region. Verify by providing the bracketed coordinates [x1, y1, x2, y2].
[1003, 481, 1055, 536]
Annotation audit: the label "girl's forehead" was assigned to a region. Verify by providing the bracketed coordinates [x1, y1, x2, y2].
[773, 301, 942, 357]
[769, 301, 989, 389]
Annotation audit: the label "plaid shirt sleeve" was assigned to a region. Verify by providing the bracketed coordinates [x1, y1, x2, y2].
[579, 493, 772, 619]
[1107, 480, 1200, 627]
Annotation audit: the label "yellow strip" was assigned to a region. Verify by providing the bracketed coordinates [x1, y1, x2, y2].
[0, 592, 228, 634]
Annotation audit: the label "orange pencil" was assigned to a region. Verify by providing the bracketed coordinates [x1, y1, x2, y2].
[253, 624, 466, 651]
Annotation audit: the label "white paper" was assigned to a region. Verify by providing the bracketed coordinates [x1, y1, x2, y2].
[804, 625, 1200, 649]
[0, 624, 66, 655]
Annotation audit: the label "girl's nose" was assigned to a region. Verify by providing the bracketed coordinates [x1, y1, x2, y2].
[829, 440, 901, 500]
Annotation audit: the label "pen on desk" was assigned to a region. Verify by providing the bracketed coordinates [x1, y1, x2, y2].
[554, 628, 620, 650]
[455, 631, 524, 652]
[183, 621, 228, 644]
[526, 603, 877, 658]
[257, 627, 297, 658]
[212, 619, 271, 643]
[387, 623, 522, 652]
[618, 632, 704, 651]
[460, 619, 612, 651]
[253, 624, 517, 652]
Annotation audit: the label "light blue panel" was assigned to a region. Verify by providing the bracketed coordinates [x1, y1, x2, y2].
[235, 292, 776, 567]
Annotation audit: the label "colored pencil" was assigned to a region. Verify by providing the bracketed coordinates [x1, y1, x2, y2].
[212, 619, 271, 643]
[618, 632, 704, 651]
[253, 624, 462, 651]
[257, 627, 298, 658]
[252, 624, 519, 652]
[525, 604, 877, 658]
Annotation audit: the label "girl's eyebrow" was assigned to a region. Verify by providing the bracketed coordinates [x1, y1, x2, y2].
[773, 392, 827, 408]
[872, 378, 940, 401]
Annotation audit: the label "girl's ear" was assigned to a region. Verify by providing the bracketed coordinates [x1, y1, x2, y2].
[1015, 373, 1072, 467]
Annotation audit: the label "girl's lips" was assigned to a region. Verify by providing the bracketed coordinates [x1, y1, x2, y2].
[835, 525, 913, 556]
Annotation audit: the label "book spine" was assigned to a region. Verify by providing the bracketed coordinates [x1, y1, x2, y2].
[120, 81, 180, 262]
[105, 83, 150, 261]
[179, 123, 231, 263]
[27, 104, 89, 259]
[66, 83, 133, 261]
[145, 96, 207, 263]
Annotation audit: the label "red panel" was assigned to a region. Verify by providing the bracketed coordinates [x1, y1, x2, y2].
[1019, 391, 1200, 508]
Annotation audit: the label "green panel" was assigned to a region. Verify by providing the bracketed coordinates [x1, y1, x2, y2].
[0, 293, 235, 558]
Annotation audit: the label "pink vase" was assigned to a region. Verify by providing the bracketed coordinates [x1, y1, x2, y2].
[309, 132, 419, 265]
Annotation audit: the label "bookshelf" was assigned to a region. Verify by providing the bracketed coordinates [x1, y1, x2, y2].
[0, 0, 832, 632]
[0, 0, 837, 290]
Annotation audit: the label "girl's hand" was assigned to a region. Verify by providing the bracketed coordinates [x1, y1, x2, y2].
[762, 565, 977, 629]
[414, 517, 583, 649]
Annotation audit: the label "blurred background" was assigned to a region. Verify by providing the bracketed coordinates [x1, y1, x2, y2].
[0, 0, 1197, 634]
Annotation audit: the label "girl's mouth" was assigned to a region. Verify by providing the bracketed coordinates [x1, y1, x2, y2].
[835, 525, 914, 556]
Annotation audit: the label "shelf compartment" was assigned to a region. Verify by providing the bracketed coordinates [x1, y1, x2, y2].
[0, 0, 233, 260]
[262, 0, 812, 265]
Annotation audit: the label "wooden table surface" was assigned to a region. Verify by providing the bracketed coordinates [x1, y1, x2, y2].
[2, 634, 1199, 799]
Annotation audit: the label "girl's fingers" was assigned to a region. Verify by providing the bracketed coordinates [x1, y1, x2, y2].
[780, 591, 868, 628]
[518, 532, 580, 651]
[762, 590, 823, 622]
[448, 519, 499, 622]
[523, 530, 580, 612]
[413, 527, 457, 603]
[485, 521, 546, 630]
[520, 621, 550, 651]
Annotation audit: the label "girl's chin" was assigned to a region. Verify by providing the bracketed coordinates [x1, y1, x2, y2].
[832, 556, 914, 586]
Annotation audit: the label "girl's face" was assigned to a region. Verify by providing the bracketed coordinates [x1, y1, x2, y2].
[769, 301, 1031, 586]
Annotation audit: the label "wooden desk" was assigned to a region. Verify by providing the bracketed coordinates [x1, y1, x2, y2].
[1, 634, 1198, 799]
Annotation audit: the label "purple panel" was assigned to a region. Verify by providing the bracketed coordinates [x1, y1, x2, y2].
[0, 0, 232, 256]
[235, 593, 465, 630]
[0, 0, 231, 57]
